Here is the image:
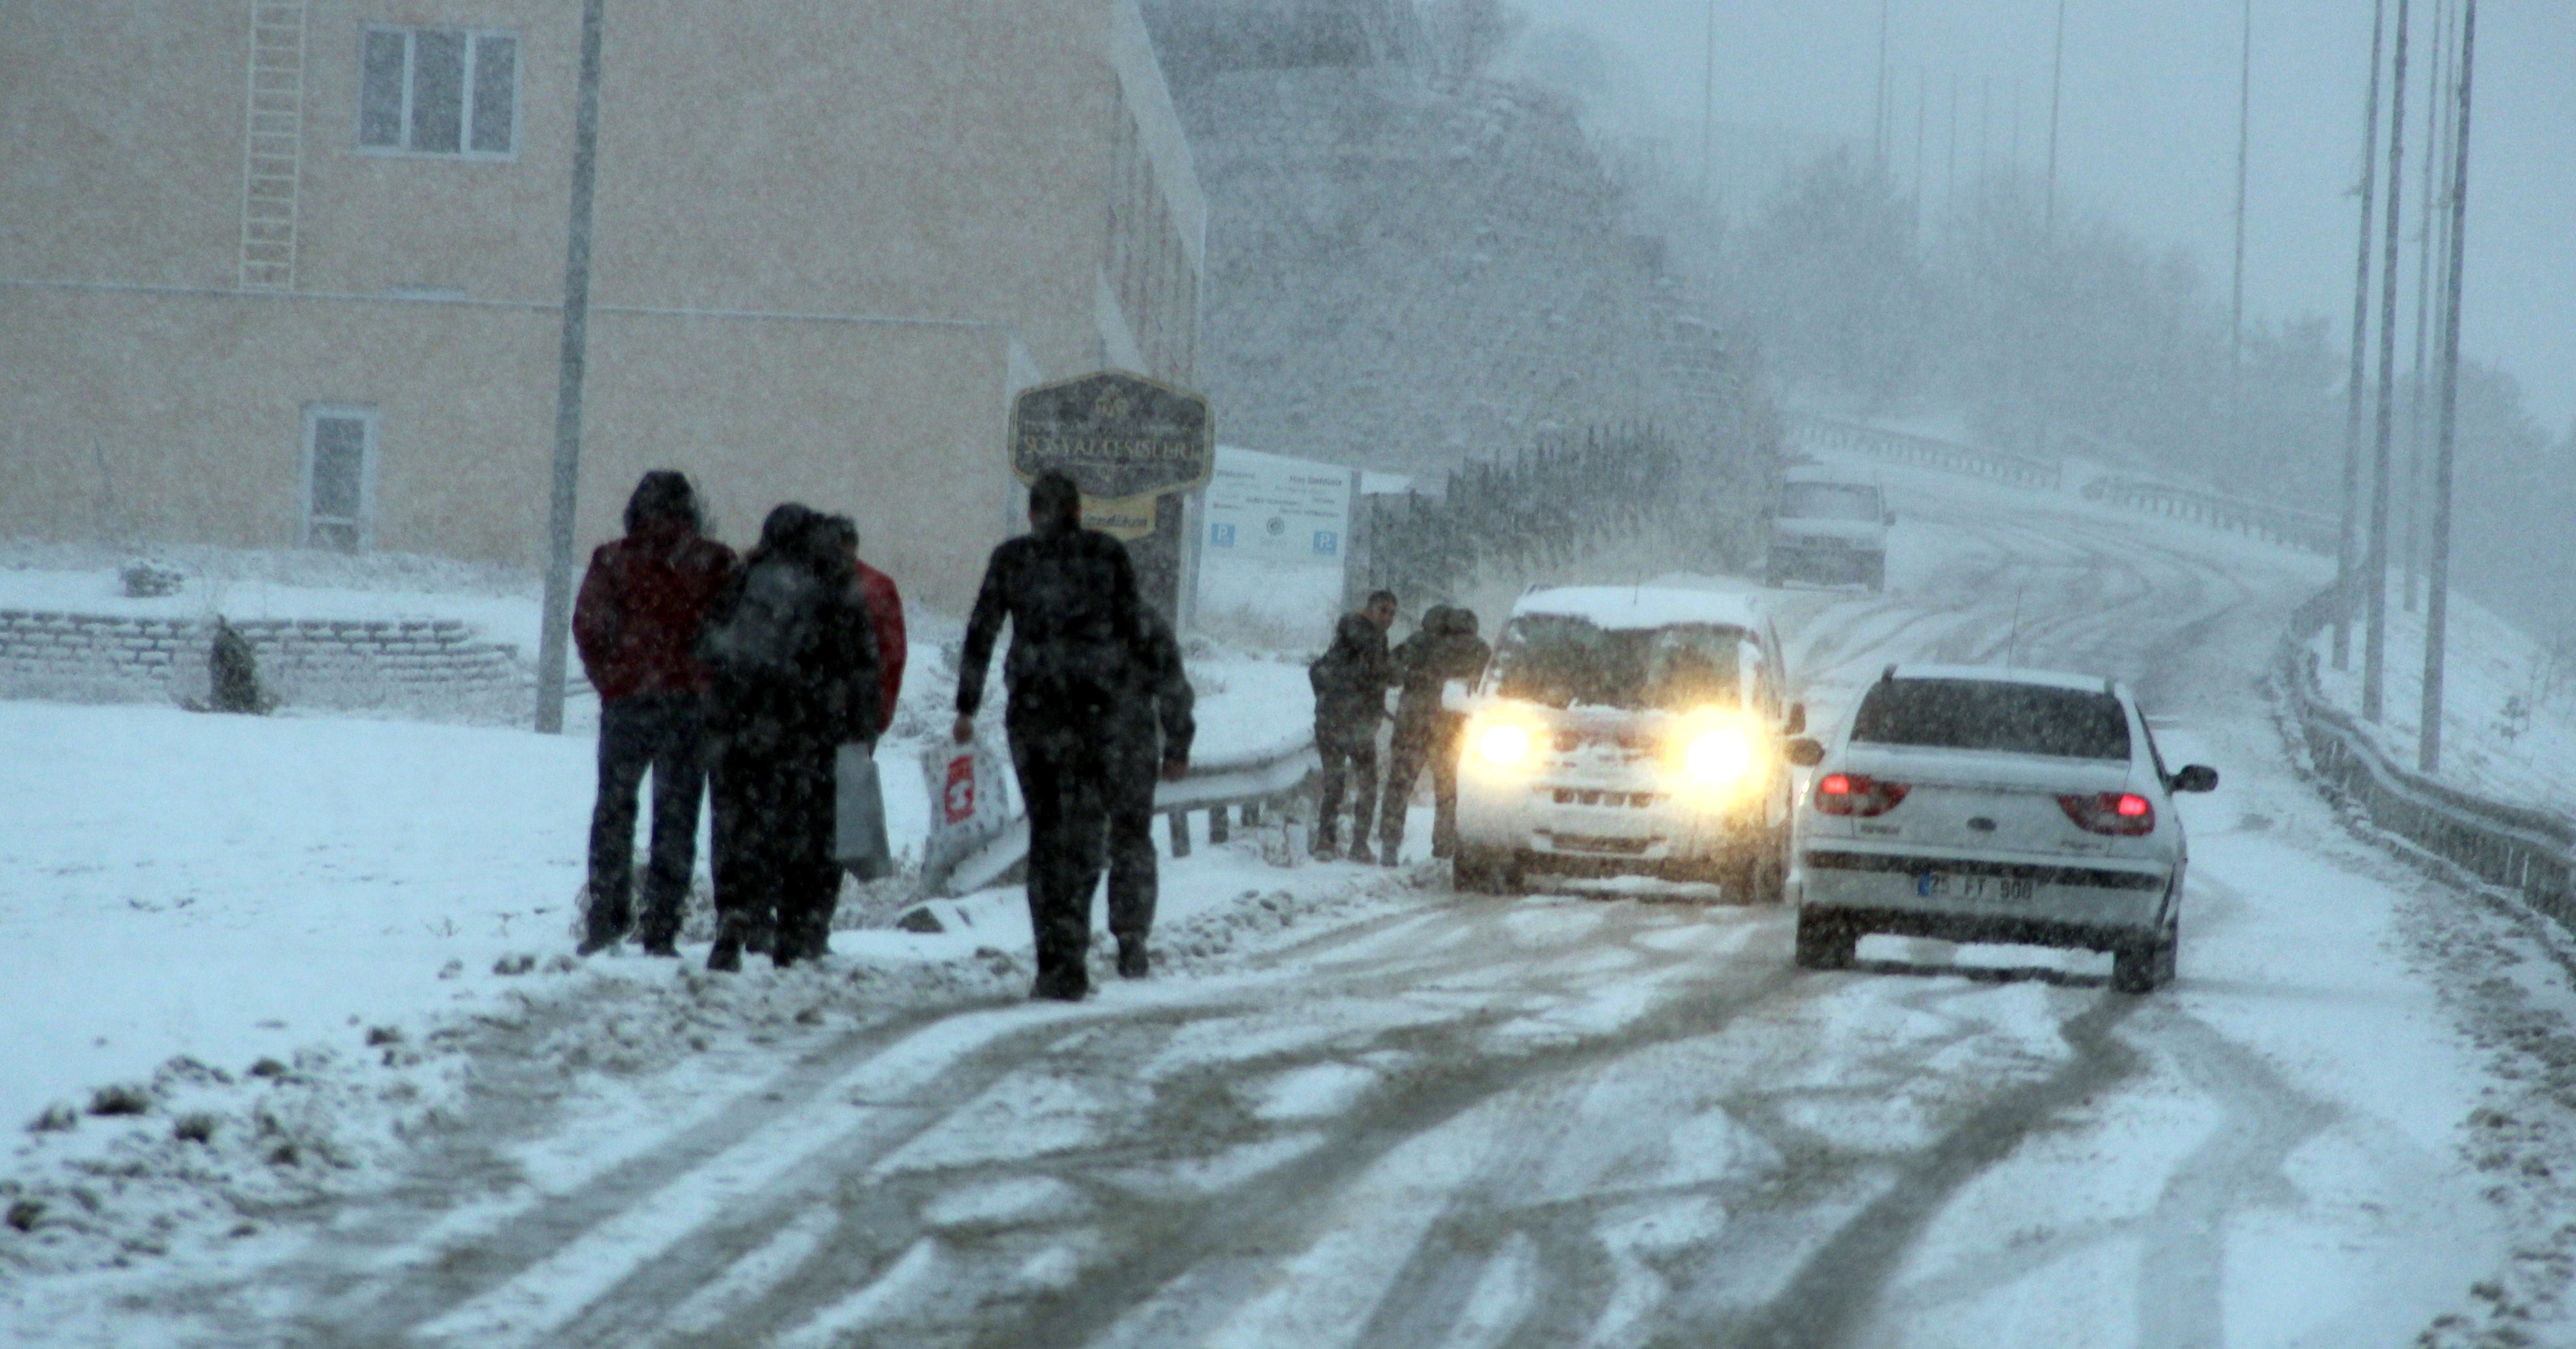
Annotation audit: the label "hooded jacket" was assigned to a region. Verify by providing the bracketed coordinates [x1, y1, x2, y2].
[572, 517, 736, 702]
[1392, 607, 1492, 728]
[1309, 612, 1395, 741]
[698, 505, 881, 746]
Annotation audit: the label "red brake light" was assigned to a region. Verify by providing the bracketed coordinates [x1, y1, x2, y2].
[1815, 773, 1910, 817]
[2060, 791, 2156, 835]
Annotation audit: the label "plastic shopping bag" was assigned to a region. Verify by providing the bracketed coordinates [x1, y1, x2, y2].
[919, 735, 1015, 883]
[834, 743, 893, 879]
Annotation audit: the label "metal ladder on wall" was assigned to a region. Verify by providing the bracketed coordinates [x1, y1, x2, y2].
[238, 1, 308, 291]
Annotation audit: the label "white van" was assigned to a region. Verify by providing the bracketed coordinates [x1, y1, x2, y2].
[1449, 586, 1805, 900]
[1765, 466, 1893, 591]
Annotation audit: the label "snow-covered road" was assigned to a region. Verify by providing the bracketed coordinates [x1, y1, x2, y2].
[21, 461, 2576, 1346]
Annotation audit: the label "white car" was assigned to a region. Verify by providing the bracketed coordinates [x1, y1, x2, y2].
[1766, 465, 1893, 591]
[1785, 665, 2217, 993]
[1450, 586, 1805, 900]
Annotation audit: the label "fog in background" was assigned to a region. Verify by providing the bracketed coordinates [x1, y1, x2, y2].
[1499, 0, 2572, 639]
[1513, 0, 2575, 433]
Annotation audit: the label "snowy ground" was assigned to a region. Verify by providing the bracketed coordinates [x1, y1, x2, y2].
[8, 459, 2576, 1345]
[2310, 578, 2576, 811]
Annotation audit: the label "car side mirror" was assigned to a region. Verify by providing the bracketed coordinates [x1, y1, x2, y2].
[1440, 678, 1474, 714]
[1785, 737, 1826, 768]
[1784, 702, 1807, 736]
[2170, 764, 2219, 793]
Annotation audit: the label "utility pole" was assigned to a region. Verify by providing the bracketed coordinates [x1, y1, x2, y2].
[2362, 0, 2411, 725]
[2335, 0, 2386, 672]
[2405, 0, 2451, 614]
[2011, 79, 2023, 178]
[1913, 72, 1927, 236]
[534, 0, 609, 735]
[1946, 73, 1959, 239]
[1978, 76, 1991, 218]
[1874, 0, 1891, 175]
[2422, 0, 2476, 774]
[2228, 0, 2252, 416]
[2047, 0, 2067, 231]
[1696, 1, 1716, 200]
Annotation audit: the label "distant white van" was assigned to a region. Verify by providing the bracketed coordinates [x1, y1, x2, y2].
[1765, 466, 1893, 592]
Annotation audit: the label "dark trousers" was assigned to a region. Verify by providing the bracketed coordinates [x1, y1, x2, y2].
[1106, 739, 1160, 944]
[1009, 713, 1112, 993]
[1379, 714, 1463, 859]
[587, 694, 708, 944]
[710, 734, 840, 958]
[1316, 728, 1379, 851]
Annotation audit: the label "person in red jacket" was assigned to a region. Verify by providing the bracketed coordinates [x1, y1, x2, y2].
[573, 472, 736, 956]
[825, 515, 906, 736]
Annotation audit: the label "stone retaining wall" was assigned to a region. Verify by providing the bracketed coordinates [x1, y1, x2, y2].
[0, 610, 535, 719]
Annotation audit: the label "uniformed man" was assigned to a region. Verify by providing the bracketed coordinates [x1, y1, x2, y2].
[1308, 591, 1397, 860]
[1378, 605, 1492, 863]
[953, 471, 1151, 1001]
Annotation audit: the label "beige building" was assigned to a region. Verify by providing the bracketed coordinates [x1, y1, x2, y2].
[0, 0, 1206, 610]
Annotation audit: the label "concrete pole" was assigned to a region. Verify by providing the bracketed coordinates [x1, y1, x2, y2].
[1946, 73, 1959, 240]
[2046, 0, 2067, 231]
[1873, 0, 1891, 174]
[1699, 0, 1715, 201]
[2227, 0, 2251, 415]
[2362, 0, 2409, 724]
[2405, 0, 2450, 614]
[534, 0, 608, 734]
[2422, 0, 2476, 774]
[2335, 0, 2386, 672]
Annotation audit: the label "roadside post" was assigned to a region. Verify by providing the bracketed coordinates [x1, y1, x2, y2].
[1009, 373, 1216, 621]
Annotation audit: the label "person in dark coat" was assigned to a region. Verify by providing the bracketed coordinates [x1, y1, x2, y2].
[953, 470, 1150, 1001]
[572, 472, 736, 956]
[699, 502, 880, 972]
[1105, 604, 1195, 979]
[1308, 591, 1398, 860]
[1377, 605, 1492, 863]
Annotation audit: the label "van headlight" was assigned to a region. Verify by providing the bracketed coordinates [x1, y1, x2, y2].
[1474, 722, 1533, 768]
[1683, 724, 1758, 786]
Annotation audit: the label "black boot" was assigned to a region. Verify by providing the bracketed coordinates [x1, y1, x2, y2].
[707, 916, 746, 973]
[1117, 938, 1150, 980]
[1031, 965, 1089, 1001]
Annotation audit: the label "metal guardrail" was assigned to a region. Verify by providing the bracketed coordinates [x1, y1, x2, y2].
[929, 737, 1320, 898]
[2086, 476, 2339, 556]
[1788, 415, 2064, 491]
[2277, 588, 2576, 930]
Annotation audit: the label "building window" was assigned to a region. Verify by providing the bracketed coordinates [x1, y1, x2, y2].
[301, 406, 378, 551]
[359, 28, 516, 158]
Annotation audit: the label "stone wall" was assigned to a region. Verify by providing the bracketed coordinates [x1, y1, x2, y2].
[0, 611, 535, 720]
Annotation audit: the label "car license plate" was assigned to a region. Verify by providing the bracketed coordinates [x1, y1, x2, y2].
[1916, 871, 2037, 903]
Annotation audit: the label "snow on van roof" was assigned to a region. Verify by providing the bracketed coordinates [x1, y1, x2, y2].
[1886, 663, 2121, 694]
[1509, 584, 1768, 631]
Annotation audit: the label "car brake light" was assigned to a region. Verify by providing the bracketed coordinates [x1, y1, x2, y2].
[1815, 773, 1909, 817]
[2059, 791, 2156, 836]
